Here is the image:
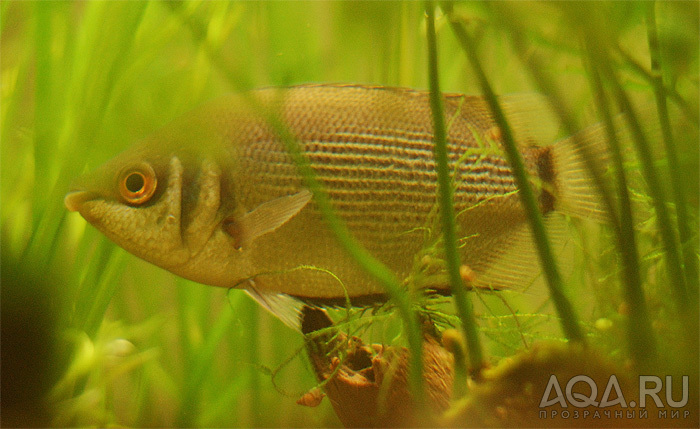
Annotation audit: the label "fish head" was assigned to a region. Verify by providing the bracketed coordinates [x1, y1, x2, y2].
[64, 116, 251, 286]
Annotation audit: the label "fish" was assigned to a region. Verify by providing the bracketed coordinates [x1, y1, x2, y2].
[65, 84, 608, 329]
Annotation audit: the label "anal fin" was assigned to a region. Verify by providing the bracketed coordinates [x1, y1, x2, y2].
[244, 281, 305, 332]
[472, 214, 573, 294]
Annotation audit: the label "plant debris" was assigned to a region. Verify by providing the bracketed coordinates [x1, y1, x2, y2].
[300, 307, 454, 427]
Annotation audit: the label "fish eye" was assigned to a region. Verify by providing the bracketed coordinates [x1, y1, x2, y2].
[118, 163, 157, 205]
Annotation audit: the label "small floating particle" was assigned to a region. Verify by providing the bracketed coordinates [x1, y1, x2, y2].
[594, 318, 613, 331]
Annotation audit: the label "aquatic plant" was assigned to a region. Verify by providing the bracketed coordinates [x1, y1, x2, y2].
[1, 1, 697, 427]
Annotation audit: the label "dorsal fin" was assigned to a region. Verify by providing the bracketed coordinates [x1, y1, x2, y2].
[498, 94, 560, 146]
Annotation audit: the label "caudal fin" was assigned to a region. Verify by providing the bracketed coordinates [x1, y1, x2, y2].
[550, 113, 652, 223]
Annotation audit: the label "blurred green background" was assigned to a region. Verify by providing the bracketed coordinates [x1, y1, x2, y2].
[1, 1, 697, 427]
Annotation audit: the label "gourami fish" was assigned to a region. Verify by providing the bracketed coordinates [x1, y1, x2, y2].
[65, 84, 606, 329]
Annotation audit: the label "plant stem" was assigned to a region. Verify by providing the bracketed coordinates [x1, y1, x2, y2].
[170, 3, 427, 408]
[597, 52, 689, 315]
[614, 46, 699, 126]
[584, 50, 657, 365]
[262, 110, 427, 410]
[425, 1, 484, 376]
[443, 2, 584, 343]
[484, 2, 657, 364]
[646, 1, 698, 303]
[485, 3, 618, 229]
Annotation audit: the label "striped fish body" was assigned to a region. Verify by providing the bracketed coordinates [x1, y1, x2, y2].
[214, 85, 552, 300]
[66, 84, 599, 304]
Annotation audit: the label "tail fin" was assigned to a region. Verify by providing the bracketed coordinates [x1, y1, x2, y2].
[551, 119, 614, 222]
[552, 109, 664, 223]
[550, 109, 664, 223]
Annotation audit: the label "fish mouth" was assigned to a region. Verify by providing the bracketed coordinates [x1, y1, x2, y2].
[64, 190, 98, 212]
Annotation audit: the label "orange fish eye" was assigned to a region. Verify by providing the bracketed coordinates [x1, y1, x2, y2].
[118, 163, 157, 205]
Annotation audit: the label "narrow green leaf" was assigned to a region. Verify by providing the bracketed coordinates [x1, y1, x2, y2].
[443, 1, 585, 343]
[425, 1, 484, 377]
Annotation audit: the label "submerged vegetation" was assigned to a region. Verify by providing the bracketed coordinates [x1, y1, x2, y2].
[1, 1, 698, 427]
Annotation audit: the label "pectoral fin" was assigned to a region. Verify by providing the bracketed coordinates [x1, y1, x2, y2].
[223, 189, 312, 250]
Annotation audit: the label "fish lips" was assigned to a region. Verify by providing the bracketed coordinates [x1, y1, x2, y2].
[64, 190, 99, 213]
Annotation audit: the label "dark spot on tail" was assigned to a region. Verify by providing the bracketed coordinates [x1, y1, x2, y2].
[537, 147, 556, 214]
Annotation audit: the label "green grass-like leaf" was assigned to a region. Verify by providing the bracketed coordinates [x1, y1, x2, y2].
[2, 1, 696, 427]
[425, 0, 484, 376]
[443, 1, 585, 343]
